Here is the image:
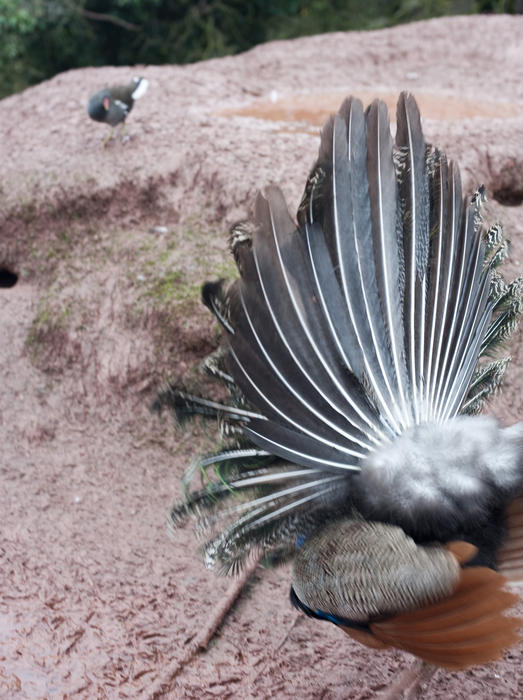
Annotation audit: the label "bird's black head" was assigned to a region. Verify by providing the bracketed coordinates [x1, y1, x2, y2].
[87, 89, 111, 123]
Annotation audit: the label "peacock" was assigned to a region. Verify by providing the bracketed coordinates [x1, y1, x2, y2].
[157, 92, 523, 671]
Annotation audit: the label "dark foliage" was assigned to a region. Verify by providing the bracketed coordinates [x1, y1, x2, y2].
[1, 0, 521, 98]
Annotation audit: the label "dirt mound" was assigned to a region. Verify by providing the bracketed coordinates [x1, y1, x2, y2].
[1, 14, 522, 699]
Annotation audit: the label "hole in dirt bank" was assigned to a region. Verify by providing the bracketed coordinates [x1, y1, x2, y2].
[0, 268, 18, 288]
[492, 187, 523, 207]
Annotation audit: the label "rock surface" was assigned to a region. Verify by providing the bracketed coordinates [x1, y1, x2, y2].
[1, 14, 522, 699]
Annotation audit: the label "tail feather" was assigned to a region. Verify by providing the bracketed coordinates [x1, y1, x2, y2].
[253, 188, 382, 435]
[436, 199, 491, 419]
[424, 150, 449, 417]
[366, 100, 411, 427]
[427, 162, 463, 416]
[395, 92, 430, 422]
[131, 77, 148, 100]
[227, 189, 384, 457]
[165, 91, 523, 580]
[443, 274, 493, 419]
[324, 100, 405, 432]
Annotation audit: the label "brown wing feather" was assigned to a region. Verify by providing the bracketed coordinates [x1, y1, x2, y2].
[372, 568, 501, 627]
[339, 627, 390, 650]
[445, 540, 477, 564]
[498, 496, 523, 582]
[367, 566, 520, 670]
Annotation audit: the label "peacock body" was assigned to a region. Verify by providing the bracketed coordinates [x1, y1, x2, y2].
[158, 93, 523, 669]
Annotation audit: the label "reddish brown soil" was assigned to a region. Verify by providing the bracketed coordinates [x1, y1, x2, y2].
[1, 14, 522, 699]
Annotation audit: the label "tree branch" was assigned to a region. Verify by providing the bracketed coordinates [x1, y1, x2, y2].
[80, 8, 140, 32]
[142, 554, 262, 699]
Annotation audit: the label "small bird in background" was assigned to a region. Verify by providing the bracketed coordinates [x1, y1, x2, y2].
[87, 76, 148, 144]
[157, 92, 523, 677]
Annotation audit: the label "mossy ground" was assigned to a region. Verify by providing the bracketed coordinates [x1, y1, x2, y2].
[21, 212, 236, 392]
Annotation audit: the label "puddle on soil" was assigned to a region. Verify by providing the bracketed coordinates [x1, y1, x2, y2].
[219, 90, 523, 128]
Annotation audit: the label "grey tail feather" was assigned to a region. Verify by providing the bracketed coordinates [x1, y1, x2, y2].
[166, 91, 522, 572]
